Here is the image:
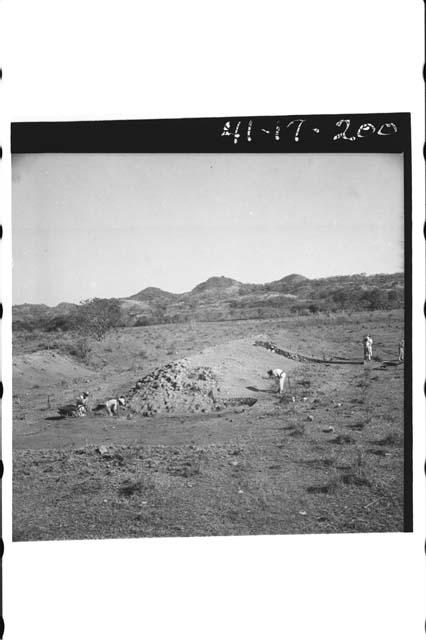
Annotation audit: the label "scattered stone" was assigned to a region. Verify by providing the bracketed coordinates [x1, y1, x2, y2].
[323, 427, 334, 433]
[299, 510, 307, 516]
[307, 415, 314, 422]
[97, 445, 109, 456]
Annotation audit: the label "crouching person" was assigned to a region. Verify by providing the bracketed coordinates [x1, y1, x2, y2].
[93, 396, 126, 416]
[76, 391, 89, 410]
[58, 403, 87, 418]
[106, 396, 126, 416]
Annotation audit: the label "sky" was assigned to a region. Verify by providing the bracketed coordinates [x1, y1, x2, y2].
[12, 153, 404, 306]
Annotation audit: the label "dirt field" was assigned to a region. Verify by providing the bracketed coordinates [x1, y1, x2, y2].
[13, 310, 406, 541]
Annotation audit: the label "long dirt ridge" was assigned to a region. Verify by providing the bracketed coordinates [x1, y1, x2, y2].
[253, 339, 403, 366]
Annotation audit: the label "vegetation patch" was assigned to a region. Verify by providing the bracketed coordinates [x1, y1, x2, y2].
[118, 478, 152, 497]
[345, 422, 365, 431]
[371, 432, 403, 447]
[332, 434, 356, 445]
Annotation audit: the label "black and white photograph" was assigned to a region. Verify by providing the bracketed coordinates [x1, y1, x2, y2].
[2, 2, 425, 639]
[11, 115, 411, 541]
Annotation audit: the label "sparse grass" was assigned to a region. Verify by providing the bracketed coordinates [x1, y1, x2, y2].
[340, 468, 372, 488]
[118, 479, 146, 497]
[71, 477, 103, 494]
[371, 432, 403, 447]
[166, 458, 201, 477]
[306, 482, 338, 495]
[67, 337, 92, 363]
[297, 457, 335, 469]
[332, 434, 356, 445]
[287, 423, 306, 438]
[345, 422, 365, 431]
[297, 379, 311, 388]
[368, 449, 389, 457]
[306, 463, 372, 495]
[13, 310, 405, 540]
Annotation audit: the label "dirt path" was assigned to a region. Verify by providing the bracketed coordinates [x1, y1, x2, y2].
[13, 408, 272, 450]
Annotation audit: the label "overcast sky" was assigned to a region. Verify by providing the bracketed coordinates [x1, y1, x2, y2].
[12, 152, 404, 306]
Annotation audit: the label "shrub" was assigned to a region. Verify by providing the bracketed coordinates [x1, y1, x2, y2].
[68, 337, 92, 362]
[72, 298, 122, 341]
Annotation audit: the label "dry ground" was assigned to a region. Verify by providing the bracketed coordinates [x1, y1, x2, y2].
[13, 310, 406, 541]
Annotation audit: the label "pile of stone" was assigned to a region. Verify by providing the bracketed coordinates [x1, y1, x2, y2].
[127, 360, 225, 416]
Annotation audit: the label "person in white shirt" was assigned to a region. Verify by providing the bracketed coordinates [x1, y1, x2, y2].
[76, 391, 89, 408]
[398, 338, 404, 361]
[362, 335, 373, 361]
[93, 396, 126, 416]
[267, 368, 287, 395]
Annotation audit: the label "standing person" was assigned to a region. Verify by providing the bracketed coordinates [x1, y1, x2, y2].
[363, 334, 373, 361]
[398, 338, 405, 361]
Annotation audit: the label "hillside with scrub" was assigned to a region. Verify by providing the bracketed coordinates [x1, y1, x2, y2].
[13, 271, 404, 334]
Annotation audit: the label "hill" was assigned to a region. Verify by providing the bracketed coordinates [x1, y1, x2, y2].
[12, 272, 404, 331]
[277, 273, 308, 285]
[128, 287, 178, 302]
[191, 276, 242, 295]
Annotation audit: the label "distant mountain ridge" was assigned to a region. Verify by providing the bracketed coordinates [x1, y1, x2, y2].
[129, 276, 245, 300]
[13, 271, 404, 330]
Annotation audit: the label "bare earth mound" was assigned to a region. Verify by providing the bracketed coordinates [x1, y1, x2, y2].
[127, 337, 299, 416]
[187, 337, 299, 397]
[13, 351, 93, 393]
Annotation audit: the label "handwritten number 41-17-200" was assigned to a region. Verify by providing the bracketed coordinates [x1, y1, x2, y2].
[221, 118, 398, 144]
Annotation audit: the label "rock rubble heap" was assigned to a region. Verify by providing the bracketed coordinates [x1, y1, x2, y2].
[127, 360, 225, 416]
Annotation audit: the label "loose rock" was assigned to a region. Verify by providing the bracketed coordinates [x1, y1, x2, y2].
[97, 445, 109, 456]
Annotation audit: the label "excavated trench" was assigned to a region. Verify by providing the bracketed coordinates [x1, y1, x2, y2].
[253, 340, 402, 367]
